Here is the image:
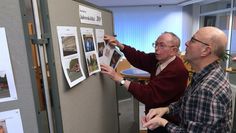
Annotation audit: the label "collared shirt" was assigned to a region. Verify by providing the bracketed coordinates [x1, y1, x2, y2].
[167, 61, 232, 133]
[156, 56, 176, 75]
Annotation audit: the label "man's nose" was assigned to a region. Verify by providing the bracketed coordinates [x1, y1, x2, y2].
[155, 47, 161, 53]
[155, 47, 159, 53]
[185, 41, 190, 47]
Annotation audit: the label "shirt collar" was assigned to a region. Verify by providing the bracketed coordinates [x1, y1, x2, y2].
[159, 56, 176, 71]
[192, 61, 219, 83]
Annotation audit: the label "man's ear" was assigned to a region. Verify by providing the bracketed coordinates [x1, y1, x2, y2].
[201, 46, 211, 57]
[172, 47, 179, 54]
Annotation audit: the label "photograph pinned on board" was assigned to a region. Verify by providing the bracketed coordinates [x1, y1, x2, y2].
[0, 120, 8, 133]
[83, 34, 95, 52]
[0, 109, 24, 133]
[104, 47, 111, 57]
[110, 49, 122, 69]
[95, 29, 105, 57]
[61, 36, 78, 56]
[57, 26, 86, 88]
[0, 27, 17, 102]
[86, 53, 99, 74]
[97, 42, 105, 57]
[66, 58, 83, 82]
[0, 71, 10, 99]
[80, 27, 101, 76]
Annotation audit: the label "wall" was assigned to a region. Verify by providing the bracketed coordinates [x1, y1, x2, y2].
[181, 5, 193, 51]
[108, 5, 184, 52]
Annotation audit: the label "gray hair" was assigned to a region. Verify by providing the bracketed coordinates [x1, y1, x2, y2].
[162, 31, 180, 48]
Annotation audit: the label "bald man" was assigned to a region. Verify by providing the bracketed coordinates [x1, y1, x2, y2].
[142, 26, 232, 132]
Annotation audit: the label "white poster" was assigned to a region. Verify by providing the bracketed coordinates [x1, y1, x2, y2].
[95, 29, 123, 68]
[80, 27, 101, 75]
[99, 45, 122, 69]
[0, 109, 24, 133]
[79, 5, 102, 26]
[57, 26, 86, 88]
[95, 29, 107, 63]
[0, 27, 17, 103]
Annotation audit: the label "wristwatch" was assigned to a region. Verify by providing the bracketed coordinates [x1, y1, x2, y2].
[119, 78, 126, 86]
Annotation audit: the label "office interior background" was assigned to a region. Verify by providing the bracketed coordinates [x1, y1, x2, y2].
[87, 0, 236, 132]
[87, 0, 236, 86]
[1, 0, 236, 133]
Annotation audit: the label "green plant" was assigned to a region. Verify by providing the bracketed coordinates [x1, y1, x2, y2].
[220, 50, 231, 62]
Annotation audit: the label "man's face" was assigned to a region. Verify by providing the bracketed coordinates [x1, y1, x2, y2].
[185, 31, 210, 63]
[154, 34, 176, 63]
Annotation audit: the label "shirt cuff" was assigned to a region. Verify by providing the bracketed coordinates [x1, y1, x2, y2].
[121, 44, 127, 52]
[165, 122, 171, 129]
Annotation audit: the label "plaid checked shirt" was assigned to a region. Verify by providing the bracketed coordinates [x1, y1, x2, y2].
[166, 61, 232, 133]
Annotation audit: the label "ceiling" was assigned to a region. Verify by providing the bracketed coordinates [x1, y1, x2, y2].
[84, 0, 205, 7]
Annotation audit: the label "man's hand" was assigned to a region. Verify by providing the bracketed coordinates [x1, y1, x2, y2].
[141, 107, 169, 130]
[145, 107, 169, 122]
[104, 35, 124, 50]
[100, 64, 123, 82]
[142, 115, 168, 130]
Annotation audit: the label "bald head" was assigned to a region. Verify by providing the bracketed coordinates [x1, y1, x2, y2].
[197, 26, 227, 58]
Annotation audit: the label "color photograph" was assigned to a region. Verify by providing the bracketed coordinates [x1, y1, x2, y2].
[110, 50, 122, 68]
[61, 36, 77, 56]
[57, 26, 86, 87]
[0, 109, 24, 133]
[0, 71, 10, 99]
[66, 58, 83, 82]
[98, 42, 105, 57]
[80, 27, 101, 76]
[0, 27, 17, 102]
[83, 34, 95, 52]
[0, 120, 8, 133]
[86, 53, 99, 74]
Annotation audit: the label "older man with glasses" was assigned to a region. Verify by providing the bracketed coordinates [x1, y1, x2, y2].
[142, 26, 232, 133]
[101, 32, 189, 133]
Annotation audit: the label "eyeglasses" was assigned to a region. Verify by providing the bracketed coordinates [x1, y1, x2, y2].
[190, 37, 210, 46]
[152, 42, 175, 49]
